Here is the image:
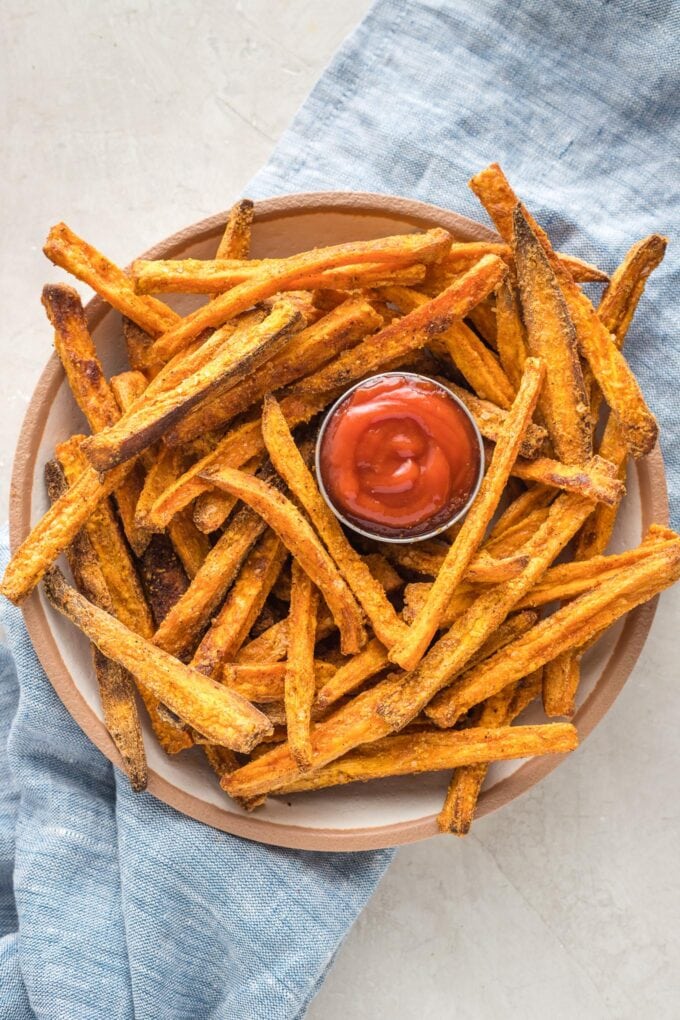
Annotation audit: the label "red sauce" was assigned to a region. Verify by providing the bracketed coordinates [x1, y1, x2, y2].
[318, 374, 482, 539]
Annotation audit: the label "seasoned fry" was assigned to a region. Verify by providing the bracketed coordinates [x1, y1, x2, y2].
[425, 539, 680, 727]
[380, 285, 514, 407]
[224, 660, 336, 704]
[143, 228, 452, 362]
[542, 651, 582, 718]
[43, 567, 272, 750]
[296, 257, 508, 395]
[147, 391, 332, 530]
[513, 207, 591, 464]
[261, 393, 407, 648]
[123, 318, 156, 375]
[166, 298, 382, 445]
[83, 301, 302, 471]
[379, 541, 528, 584]
[390, 357, 545, 671]
[435, 378, 546, 457]
[138, 534, 189, 627]
[470, 164, 658, 457]
[44, 460, 148, 791]
[44, 222, 179, 337]
[153, 505, 267, 659]
[598, 234, 667, 343]
[275, 723, 577, 794]
[42, 284, 151, 555]
[511, 453, 623, 505]
[198, 467, 366, 655]
[225, 494, 592, 800]
[190, 529, 287, 675]
[495, 278, 528, 393]
[284, 561, 320, 769]
[315, 638, 389, 709]
[437, 669, 543, 833]
[215, 198, 254, 260]
[431, 241, 607, 283]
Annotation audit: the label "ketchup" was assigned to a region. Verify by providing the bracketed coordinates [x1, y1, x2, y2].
[318, 374, 482, 539]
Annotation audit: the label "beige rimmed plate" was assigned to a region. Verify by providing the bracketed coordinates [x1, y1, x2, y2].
[10, 192, 669, 851]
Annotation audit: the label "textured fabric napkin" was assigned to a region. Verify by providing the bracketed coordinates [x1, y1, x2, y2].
[1, 0, 679, 1017]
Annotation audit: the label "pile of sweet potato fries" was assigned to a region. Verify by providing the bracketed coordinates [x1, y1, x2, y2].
[2, 163, 676, 834]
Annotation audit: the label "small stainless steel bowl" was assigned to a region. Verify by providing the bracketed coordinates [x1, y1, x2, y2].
[314, 372, 485, 544]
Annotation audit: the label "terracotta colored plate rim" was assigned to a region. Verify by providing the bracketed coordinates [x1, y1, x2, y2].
[10, 191, 669, 851]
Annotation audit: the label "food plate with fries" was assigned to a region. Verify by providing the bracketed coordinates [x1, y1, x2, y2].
[6, 173, 672, 850]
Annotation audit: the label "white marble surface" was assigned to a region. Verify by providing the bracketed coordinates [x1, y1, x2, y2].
[2, 3, 678, 1018]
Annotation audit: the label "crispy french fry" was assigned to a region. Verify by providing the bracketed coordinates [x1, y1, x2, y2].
[147, 391, 332, 530]
[153, 505, 267, 659]
[598, 234, 667, 343]
[470, 164, 658, 457]
[215, 198, 254, 260]
[315, 638, 389, 710]
[391, 357, 545, 671]
[111, 369, 211, 575]
[43, 223, 179, 337]
[261, 394, 407, 648]
[123, 318, 156, 375]
[437, 669, 543, 833]
[379, 540, 528, 584]
[138, 534, 189, 627]
[426, 539, 680, 727]
[56, 439, 191, 753]
[43, 567, 272, 750]
[495, 278, 529, 393]
[44, 460, 148, 791]
[143, 228, 452, 362]
[225, 493, 592, 800]
[542, 651, 582, 718]
[42, 284, 151, 555]
[83, 301, 302, 471]
[489, 485, 554, 537]
[223, 660, 336, 704]
[427, 242, 607, 283]
[511, 453, 623, 505]
[274, 723, 577, 795]
[380, 285, 514, 407]
[466, 297, 498, 349]
[284, 560, 320, 769]
[294, 257, 508, 396]
[513, 207, 591, 464]
[165, 298, 382, 445]
[198, 467, 366, 655]
[439, 379, 546, 459]
[190, 529, 287, 675]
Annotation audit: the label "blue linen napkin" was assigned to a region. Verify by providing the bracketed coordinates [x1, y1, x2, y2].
[1, 1, 679, 1017]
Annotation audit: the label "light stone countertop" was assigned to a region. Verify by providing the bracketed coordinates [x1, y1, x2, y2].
[2, 4, 678, 1018]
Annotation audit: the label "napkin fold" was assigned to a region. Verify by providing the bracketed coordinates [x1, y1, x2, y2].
[2, 0, 679, 1017]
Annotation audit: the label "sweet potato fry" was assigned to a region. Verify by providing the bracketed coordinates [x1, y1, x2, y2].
[511, 453, 623, 505]
[123, 318, 156, 375]
[440, 243, 607, 284]
[275, 722, 577, 795]
[425, 539, 680, 727]
[165, 298, 382, 445]
[215, 198, 254, 260]
[224, 660, 336, 704]
[466, 298, 498, 349]
[43, 567, 272, 750]
[42, 284, 151, 555]
[598, 234, 667, 343]
[44, 460, 148, 791]
[435, 379, 546, 458]
[315, 638, 389, 710]
[390, 357, 545, 671]
[513, 207, 591, 464]
[470, 164, 657, 457]
[83, 300, 302, 471]
[294, 257, 508, 396]
[488, 485, 554, 537]
[284, 561, 320, 769]
[495, 278, 528, 393]
[542, 651, 582, 718]
[111, 368, 211, 575]
[143, 228, 452, 362]
[380, 284, 514, 406]
[261, 394, 407, 649]
[381, 491, 593, 726]
[198, 468, 366, 655]
[138, 534, 189, 627]
[190, 529, 287, 675]
[43, 222, 179, 337]
[1, 452, 137, 604]
[225, 493, 592, 799]
[147, 391, 332, 530]
[379, 540, 528, 584]
[153, 505, 266, 659]
[437, 669, 543, 833]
